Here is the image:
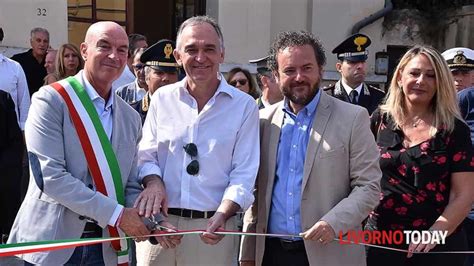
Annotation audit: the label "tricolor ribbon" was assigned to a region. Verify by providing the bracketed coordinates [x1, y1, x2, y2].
[2, 229, 474, 258]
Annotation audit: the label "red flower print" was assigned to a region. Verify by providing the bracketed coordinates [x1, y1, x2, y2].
[415, 194, 425, 203]
[470, 157, 474, 167]
[398, 165, 407, 176]
[420, 142, 430, 152]
[438, 182, 446, 192]
[418, 190, 427, 197]
[388, 177, 400, 185]
[426, 182, 436, 191]
[435, 193, 444, 202]
[412, 166, 420, 174]
[434, 156, 447, 164]
[381, 152, 392, 159]
[395, 207, 407, 215]
[453, 152, 466, 162]
[413, 219, 427, 227]
[402, 194, 413, 204]
[383, 199, 394, 209]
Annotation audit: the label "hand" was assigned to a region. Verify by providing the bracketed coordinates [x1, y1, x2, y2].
[407, 241, 437, 258]
[134, 175, 168, 218]
[200, 212, 226, 245]
[240, 261, 255, 266]
[153, 221, 182, 249]
[300, 220, 335, 245]
[118, 208, 150, 242]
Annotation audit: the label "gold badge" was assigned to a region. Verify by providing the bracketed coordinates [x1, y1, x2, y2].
[453, 51, 467, 64]
[164, 44, 173, 59]
[354, 36, 367, 52]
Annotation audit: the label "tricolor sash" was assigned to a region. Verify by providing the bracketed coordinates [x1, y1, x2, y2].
[50, 77, 129, 266]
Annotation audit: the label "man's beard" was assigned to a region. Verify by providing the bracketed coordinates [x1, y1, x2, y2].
[281, 80, 320, 107]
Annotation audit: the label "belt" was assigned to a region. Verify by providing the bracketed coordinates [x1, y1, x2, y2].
[168, 208, 216, 219]
[268, 237, 305, 251]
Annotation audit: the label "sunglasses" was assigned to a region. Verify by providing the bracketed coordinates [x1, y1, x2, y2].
[183, 143, 199, 175]
[133, 63, 145, 71]
[229, 79, 248, 87]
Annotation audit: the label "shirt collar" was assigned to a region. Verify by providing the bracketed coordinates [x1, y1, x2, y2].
[135, 79, 147, 93]
[341, 79, 363, 96]
[81, 71, 114, 110]
[179, 72, 234, 98]
[282, 88, 321, 117]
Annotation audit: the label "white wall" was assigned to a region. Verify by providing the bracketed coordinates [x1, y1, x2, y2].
[0, 0, 68, 50]
[213, 0, 387, 84]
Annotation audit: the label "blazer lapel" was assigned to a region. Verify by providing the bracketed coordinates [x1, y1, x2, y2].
[265, 104, 284, 213]
[301, 93, 332, 191]
[111, 94, 120, 151]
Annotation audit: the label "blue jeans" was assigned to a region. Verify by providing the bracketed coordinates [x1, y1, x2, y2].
[24, 231, 104, 266]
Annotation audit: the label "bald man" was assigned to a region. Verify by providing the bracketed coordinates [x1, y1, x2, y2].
[8, 21, 164, 265]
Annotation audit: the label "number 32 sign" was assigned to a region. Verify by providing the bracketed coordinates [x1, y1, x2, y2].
[37, 8, 47, 16]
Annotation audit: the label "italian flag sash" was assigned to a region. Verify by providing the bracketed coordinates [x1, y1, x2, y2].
[50, 77, 129, 266]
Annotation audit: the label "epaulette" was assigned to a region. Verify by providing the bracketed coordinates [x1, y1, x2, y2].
[367, 84, 385, 93]
[322, 84, 335, 91]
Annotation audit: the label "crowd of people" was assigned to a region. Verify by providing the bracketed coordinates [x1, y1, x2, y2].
[0, 14, 474, 266]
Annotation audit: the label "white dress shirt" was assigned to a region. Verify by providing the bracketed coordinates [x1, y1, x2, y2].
[80, 70, 122, 225]
[112, 66, 135, 92]
[0, 53, 30, 129]
[138, 75, 260, 211]
[342, 80, 363, 102]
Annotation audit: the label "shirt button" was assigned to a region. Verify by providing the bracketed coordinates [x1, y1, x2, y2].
[289, 216, 293, 220]
[292, 144, 297, 149]
[290, 168, 294, 172]
[288, 192, 293, 196]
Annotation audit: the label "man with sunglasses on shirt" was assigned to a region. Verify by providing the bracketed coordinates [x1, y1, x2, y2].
[136, 16, 260, 266]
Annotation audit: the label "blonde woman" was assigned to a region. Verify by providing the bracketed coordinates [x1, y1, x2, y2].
[366, 45, 474, 266]
[44, 43, 83, 84]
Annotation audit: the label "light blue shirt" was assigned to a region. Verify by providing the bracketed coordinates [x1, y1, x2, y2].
[82, 72, 114, 139]
[268, 90, 321, 239]
[81, 71, 120, 226]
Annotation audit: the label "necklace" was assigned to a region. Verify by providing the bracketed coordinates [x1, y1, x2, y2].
[412, 117, 422, 128]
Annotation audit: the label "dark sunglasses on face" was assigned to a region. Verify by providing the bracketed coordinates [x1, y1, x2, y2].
[229, 79, 248, 87]
[133, 63, 145, 71]
[183, 143, 199, 175]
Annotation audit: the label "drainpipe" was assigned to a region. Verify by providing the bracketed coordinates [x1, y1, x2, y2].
[351, 0, 393, 34]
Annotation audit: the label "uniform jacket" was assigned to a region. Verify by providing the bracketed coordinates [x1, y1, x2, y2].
[8, 72, 143, 265]
[323, 80, 385, 115]
[240, 92, 382, 266]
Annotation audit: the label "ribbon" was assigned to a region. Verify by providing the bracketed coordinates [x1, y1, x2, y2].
[2, 229, 474, 258]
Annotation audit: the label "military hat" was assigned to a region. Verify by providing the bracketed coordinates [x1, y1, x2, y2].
[441, 47, 474, 71]
[332, 33, 371, 62]
[140, 39, 179, 73]
[249, 55, 271, 75]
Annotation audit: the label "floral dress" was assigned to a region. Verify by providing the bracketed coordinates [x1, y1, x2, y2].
[367, 109, 474, 232]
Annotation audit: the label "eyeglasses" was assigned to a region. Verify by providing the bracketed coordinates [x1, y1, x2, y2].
[183, 143, 199, 175]
[133, 63, 145, 71]
[229, 79, 248, 87]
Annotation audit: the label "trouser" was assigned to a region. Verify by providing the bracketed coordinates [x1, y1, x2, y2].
[136, 214, 238, 266]
[262, 237, 309, 266]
